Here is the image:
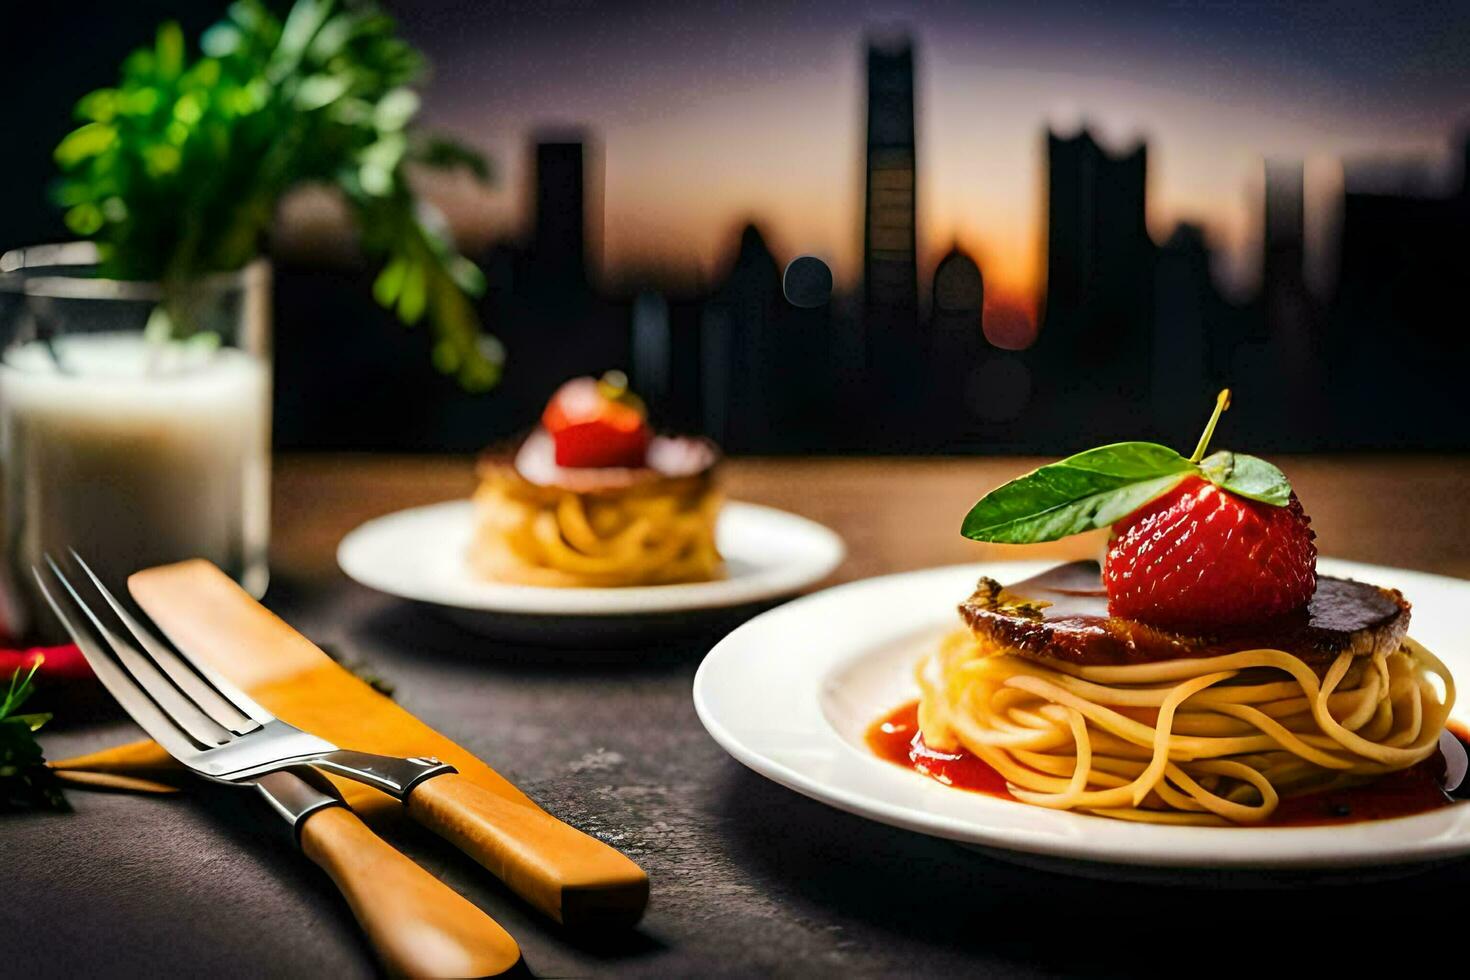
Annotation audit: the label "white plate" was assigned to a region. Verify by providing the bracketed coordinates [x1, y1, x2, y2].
[338, 499, 845, 620]
[694, 558, 1470, 876]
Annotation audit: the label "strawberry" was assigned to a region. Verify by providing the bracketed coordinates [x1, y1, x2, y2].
[1103, 475, 1317, 630]
[541, 372, 650, 468]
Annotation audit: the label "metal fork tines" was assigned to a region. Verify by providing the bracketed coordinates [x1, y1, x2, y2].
[34, 552, 339, 781]
[34, 552, 454, 793]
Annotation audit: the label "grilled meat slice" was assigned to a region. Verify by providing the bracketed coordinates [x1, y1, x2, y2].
[958, 560, 1410, 668]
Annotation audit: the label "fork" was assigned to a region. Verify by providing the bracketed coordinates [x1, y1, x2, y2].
[34, 555, 522, 977]
[37, 552, 648, 929]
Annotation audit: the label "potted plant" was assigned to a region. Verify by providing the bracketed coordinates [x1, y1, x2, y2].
[51, 0, 498, 388]
[0, 0, 496, 638]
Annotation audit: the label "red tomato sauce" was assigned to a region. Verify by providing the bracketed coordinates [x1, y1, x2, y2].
[866, 700, 1470, 826]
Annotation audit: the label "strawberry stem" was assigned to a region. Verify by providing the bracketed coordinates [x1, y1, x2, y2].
[1189, 389, 1232, 463]
[598, 370, 630, 400]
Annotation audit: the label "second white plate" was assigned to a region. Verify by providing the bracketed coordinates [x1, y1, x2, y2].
[338, 499, 846, 622]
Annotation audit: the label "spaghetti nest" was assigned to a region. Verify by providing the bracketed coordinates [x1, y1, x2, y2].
[917, 630, 1455, 825]
[470, 464, 723, 587]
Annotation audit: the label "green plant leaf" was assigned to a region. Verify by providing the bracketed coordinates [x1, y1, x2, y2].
[269, 0, 333, 82]
[0, 659, 40, 718]
[397, 259, 427, 323]
[1200, 451, 1292, 506]
[156, 22, 186, 80]
[8, 712, 52, 734]
[51, 0, 498, 391]
[142, 143, 182, 177]
[64, 203, 105, 236]
[411, 134, 492, 181]
[372, 255, 407, 305]
[294, 72, 351, 111]
[54, 122, 118, 166]
[76, 89, 121, 123]
[446, 255, 487, 295]
[373, 87, 419, 131]
[0, 659, 68, 811]
[201, 22, 243, 58]
[960, 442, 1197, 543]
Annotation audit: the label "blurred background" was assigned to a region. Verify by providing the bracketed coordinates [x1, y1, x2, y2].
[5, 0, 1468, 455]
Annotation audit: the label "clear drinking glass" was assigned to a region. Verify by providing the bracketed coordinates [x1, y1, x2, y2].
[0, 242, 271, 642]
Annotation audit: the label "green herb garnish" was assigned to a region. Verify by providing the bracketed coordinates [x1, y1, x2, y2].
[0, 660, 69, 813]
[962, 390, 1292, 544]
[53, 0, 500, 390]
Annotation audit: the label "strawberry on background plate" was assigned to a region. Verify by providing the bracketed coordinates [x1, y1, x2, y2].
[541, 371, 651, 469]
[962, 389, 1320, 631]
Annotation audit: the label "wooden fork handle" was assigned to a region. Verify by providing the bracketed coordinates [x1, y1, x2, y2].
[407, 772, 649, 929]
[298, 805, 522, 977]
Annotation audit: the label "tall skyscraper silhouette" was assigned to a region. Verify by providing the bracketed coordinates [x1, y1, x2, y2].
[1152, 223, 1213, 443]
[1462, 129, 1470, 199]
[928, 246, 991, 442]
[1042, 128, 1151, 354]
[1254, 156, 1322, 436]
[1262, 158, 1308, 344]
[862, 38, 918, 337]
[700, 225, 781, 451]
[531, 136, 595, 292]
[1329, 132, 1470, 447]
[1036, 127, 1153, 437]
[1263, 160, 1305, 288]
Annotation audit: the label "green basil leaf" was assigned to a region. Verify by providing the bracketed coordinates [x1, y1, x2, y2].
[1050, 442, 1196, 479]
[51, 0, 497, 392]
[1200, 451, 1292, 506]
[961, 442, 1197, 543]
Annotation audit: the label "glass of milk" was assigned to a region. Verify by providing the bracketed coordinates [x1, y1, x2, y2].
[0, 243, 271, 641]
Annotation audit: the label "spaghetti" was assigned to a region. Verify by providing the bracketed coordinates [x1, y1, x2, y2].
[915, 629, 1455, 825]
[470, 463, 723, 587]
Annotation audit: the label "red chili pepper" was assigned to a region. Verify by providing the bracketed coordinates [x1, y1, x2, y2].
[0, 644, 92, 684]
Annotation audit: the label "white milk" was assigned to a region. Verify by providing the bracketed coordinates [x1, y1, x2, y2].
[1, 333, 270, 636]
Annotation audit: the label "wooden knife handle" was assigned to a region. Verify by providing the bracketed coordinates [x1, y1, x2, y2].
[298, 805, 522, 977]
[407, 772, 649, 929]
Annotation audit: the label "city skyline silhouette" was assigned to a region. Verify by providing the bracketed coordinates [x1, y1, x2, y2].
[306, 30, 1461, 457]
[3, 3, 1466, 454]
[394, 1, 1469, 311]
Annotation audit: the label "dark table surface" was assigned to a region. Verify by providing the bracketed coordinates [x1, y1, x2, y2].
[9, 454, 1470, 977]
